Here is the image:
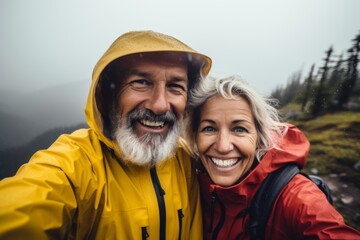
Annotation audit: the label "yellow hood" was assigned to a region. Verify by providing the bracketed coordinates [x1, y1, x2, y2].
[84, 30, 212, 149]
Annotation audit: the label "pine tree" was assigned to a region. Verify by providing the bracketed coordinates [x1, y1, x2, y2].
[311, 47, 333, 116]
[337, 32, 360, 109]
[301, 64, 315, 112]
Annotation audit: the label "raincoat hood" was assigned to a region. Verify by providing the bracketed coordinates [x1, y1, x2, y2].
[84, 30, 212, 150]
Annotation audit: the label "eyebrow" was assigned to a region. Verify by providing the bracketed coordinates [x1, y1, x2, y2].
[200, 119, 252, 125]
[128, 69, 188, 83]
[232, 119, 252, 124]
[200, 119, 216, 124]
[128, 69, 151, 78]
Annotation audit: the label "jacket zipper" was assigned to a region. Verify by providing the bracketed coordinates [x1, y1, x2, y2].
[177, 209, 184, 240]
[150, 166, 166, 240]
[209, 192, 216, 232]
[142, 226, 149, 240]
[210, 190, 226, 240]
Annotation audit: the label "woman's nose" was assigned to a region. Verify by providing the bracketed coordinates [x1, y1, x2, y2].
[214, 132, 234, 153]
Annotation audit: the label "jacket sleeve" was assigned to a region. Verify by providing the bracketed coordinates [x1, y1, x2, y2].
[272, 174, 360, 239]
[0, 154, 78, 239]
[0, 132, 100, 239]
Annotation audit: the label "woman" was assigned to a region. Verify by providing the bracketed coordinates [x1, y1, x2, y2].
[185, 75, 360, 239]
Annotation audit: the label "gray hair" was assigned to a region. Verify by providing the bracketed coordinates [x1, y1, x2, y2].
[185, 75, 288, 161]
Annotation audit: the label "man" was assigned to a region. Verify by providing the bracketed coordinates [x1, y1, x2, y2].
[0, 31, 211, 239]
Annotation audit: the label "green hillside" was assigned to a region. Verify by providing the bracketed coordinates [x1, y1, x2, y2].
[288, 111, 360, 230]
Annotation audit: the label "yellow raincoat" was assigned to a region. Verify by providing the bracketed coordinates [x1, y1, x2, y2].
[0, 31, 211, 239]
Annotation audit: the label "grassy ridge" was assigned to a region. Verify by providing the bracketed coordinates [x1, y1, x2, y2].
[288, 111, 360, 230]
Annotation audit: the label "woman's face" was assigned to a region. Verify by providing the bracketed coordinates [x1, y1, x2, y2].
[196, 95, 258, 187]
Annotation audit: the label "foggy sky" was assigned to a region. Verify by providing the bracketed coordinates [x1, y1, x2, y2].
[1, 0, 359, 94]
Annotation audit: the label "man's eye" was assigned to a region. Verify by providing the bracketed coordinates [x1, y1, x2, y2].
[129, 79, 151, 90]
[131, 79, 149, 85]
[168, 83, 187, 93]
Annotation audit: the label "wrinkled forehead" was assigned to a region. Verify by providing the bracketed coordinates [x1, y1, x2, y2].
[111, 52, 190, 70]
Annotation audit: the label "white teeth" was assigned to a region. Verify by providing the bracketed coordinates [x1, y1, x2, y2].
[140, 119, 165, 128]
[210, 157, 239, 168]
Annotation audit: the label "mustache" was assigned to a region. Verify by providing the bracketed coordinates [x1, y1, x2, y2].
[128, 108, 177, 126]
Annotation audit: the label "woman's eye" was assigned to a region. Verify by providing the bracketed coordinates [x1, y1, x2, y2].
[201, 126, 216, 132]
[233, 126, 247, 133]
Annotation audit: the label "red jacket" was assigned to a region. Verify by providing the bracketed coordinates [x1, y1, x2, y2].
[198, 125, 360, 239]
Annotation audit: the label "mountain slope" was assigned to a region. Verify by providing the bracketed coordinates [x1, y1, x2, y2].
[0, 111, 42, 150]
[0, 123, 88, 179]
[0, 80, 90, 150]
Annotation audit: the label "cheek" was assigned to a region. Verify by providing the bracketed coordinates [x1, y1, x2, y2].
[171, 95, 187, 115]
[240, 136, 258, 155]
[195, 134, 212, 154]
[118, 90, 144, 115]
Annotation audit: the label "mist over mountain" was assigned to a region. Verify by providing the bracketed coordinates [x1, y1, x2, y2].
[0, 123, 88, 179]
[0, 80, 91, 150]
[0, 111, 42, 150]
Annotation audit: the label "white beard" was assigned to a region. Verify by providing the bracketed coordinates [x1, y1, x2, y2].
[112, 113, 184, 166]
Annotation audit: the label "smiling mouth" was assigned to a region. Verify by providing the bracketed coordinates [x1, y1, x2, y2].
[210, 157, 240, 168]
[139, 119, 166, 129]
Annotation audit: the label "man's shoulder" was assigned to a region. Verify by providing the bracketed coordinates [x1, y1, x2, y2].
[55, 128, 101, 148]
[36, 127, 105, 166]
[13, 128, 107, 189]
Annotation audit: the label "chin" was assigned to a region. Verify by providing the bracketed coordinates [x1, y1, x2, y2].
[212, 177, 239, 187]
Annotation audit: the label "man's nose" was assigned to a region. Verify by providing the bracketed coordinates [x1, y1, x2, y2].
[214, 132, 234, 153]
[145, 85, 170, 115]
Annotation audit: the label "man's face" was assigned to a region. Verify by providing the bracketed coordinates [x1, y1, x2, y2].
[118, 54, 188, 138]
[112, 53, 189, 165]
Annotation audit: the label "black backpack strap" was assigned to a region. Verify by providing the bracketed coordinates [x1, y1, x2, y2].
[249, 164, 300, 240]
[302, 174, 333, 204]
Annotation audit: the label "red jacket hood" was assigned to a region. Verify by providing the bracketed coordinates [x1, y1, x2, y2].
[246, 123, 309, 187]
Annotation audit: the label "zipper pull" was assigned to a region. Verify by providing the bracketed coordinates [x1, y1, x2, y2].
[142, 227, 149, 239]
